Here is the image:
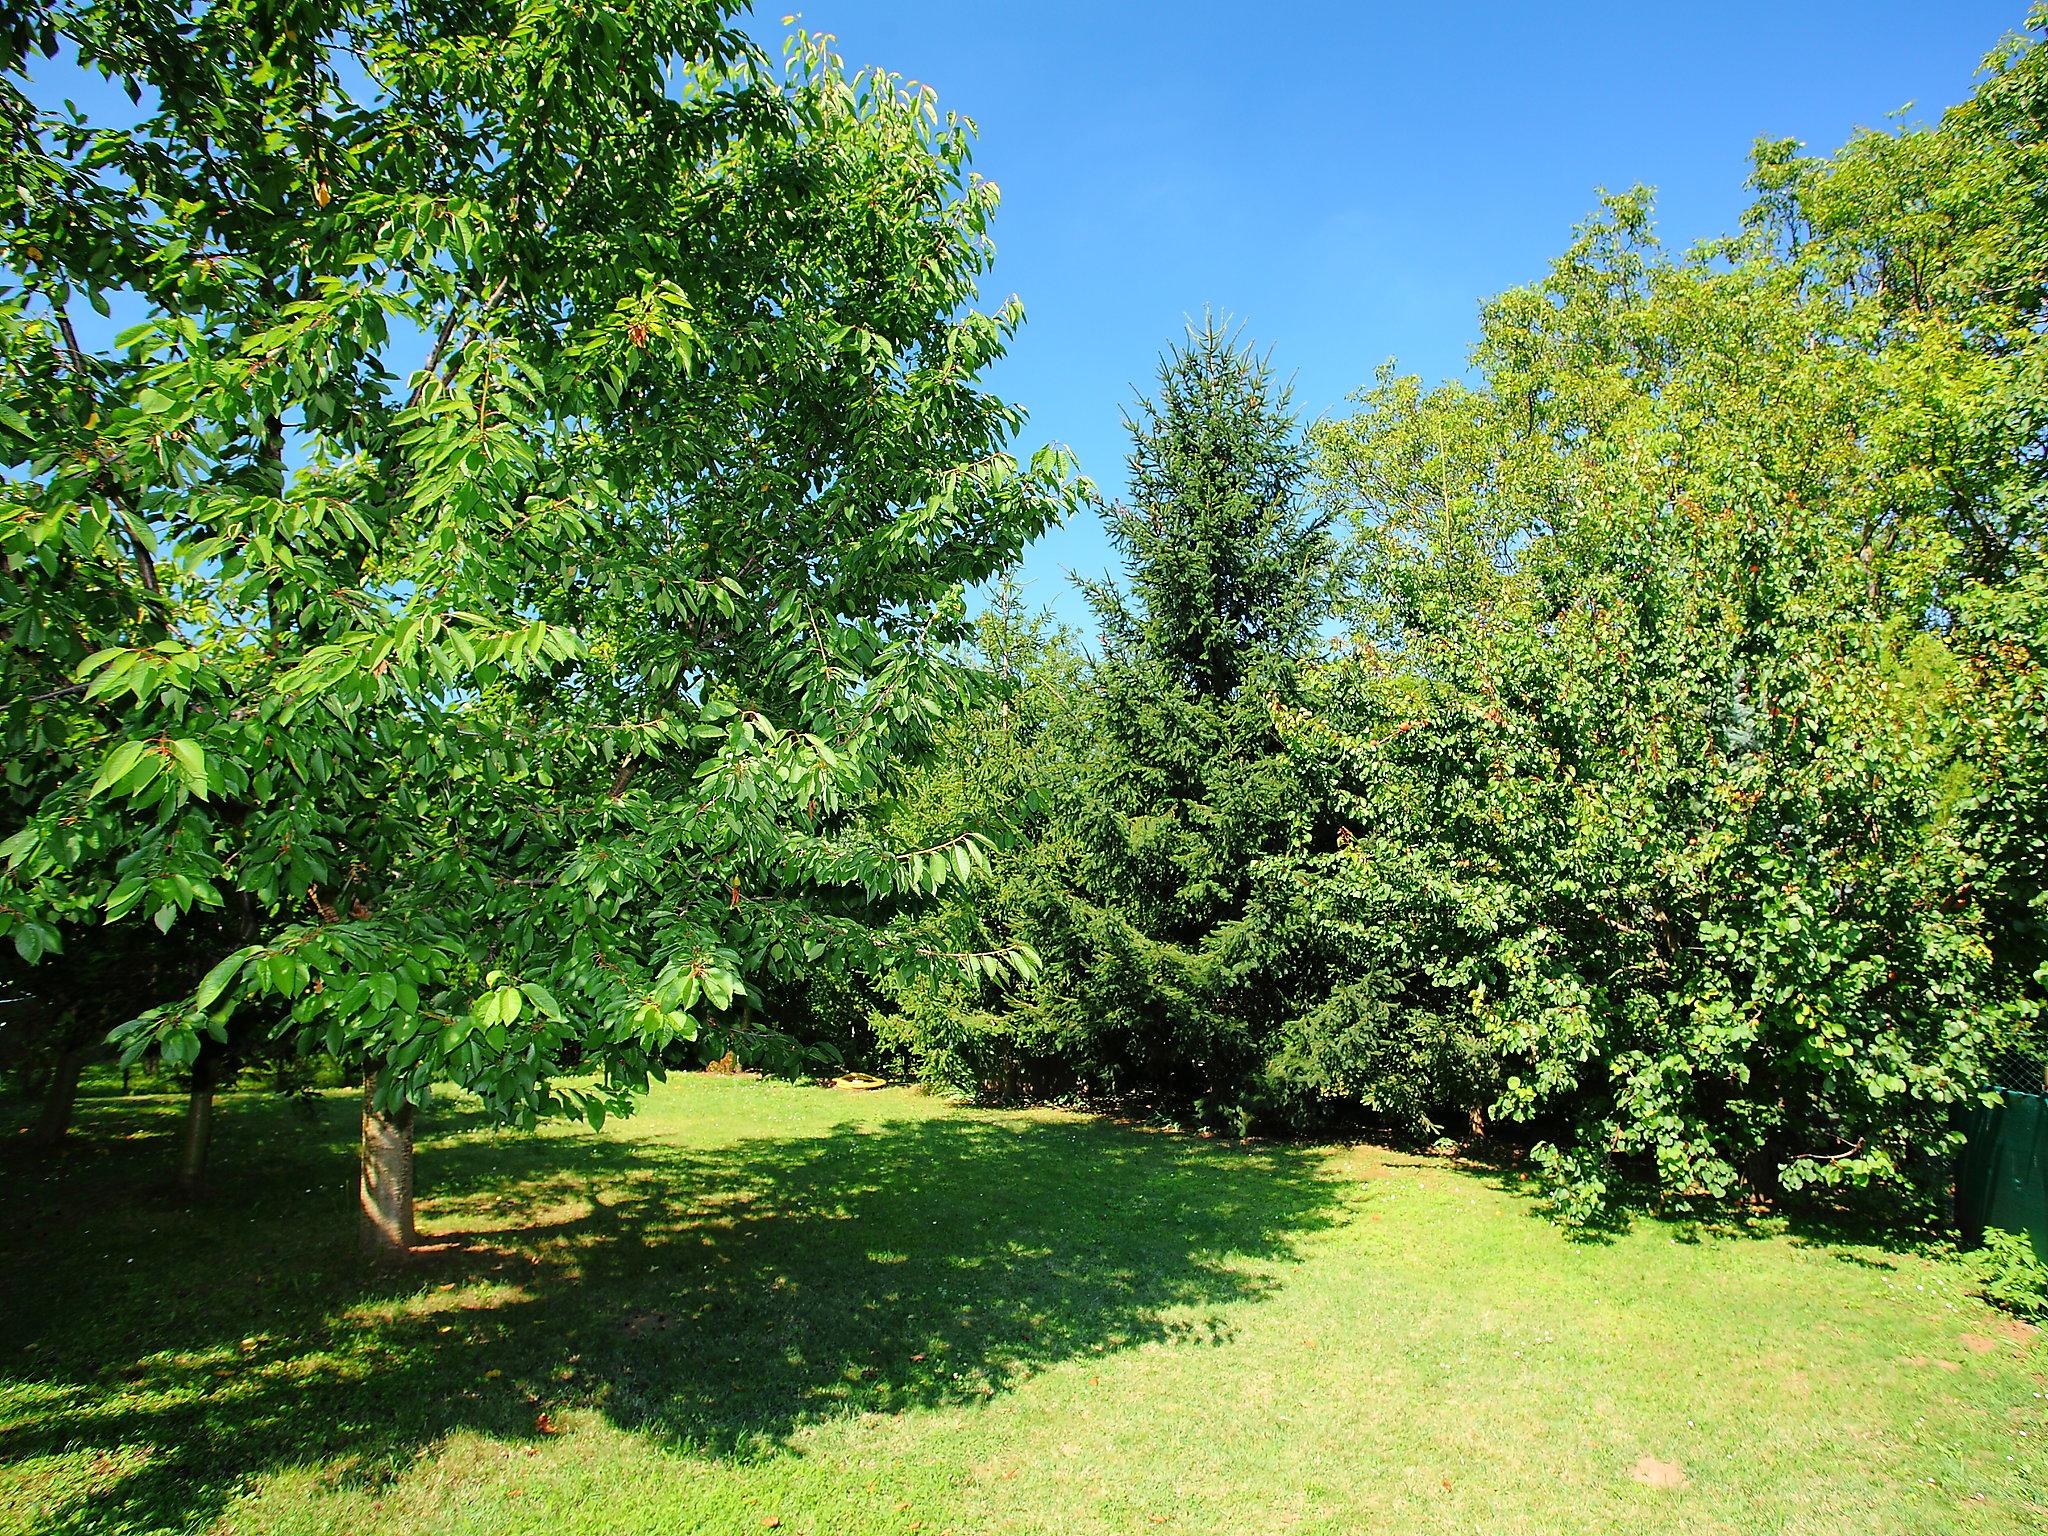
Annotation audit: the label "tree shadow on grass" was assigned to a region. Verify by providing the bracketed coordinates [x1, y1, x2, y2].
[0, 1089, 1344, 1536]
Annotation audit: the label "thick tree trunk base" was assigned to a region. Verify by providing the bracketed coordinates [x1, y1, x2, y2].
[359, 1075, 417, 1261]
[29, 1045, 89, 1151]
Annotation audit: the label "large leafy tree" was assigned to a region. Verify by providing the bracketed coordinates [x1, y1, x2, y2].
[0, 0, 1077, 1248]
[1303, 27, 2048, 1212]
[1751, 10, 2048, 1091]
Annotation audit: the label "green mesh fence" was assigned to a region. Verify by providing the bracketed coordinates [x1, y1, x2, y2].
[1987, 1047, 2048, 1098]
[1957, 1088, 2048, 1266]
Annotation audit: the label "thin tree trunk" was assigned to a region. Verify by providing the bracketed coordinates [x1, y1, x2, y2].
[175, 1057, 219, 1197]
[29, 1043, 89, 1150]
[358, 1073, 416, 1260]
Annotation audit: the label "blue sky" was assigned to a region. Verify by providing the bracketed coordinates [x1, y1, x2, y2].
[757, 1, 2025, 626]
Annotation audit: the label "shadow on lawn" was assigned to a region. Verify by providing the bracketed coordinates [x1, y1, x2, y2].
[0, 1089, 1343, 1536]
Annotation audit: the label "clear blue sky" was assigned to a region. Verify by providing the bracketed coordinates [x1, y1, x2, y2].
[754, 1, 2025, 626]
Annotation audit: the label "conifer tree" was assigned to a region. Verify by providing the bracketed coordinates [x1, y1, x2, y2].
[1015, 320, 1338, 1123]
[1083, 316, 1333, 703]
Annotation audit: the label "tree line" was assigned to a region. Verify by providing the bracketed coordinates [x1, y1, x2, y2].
[864, 21, 2048, 1223]
[3, 1, 2045, 1245]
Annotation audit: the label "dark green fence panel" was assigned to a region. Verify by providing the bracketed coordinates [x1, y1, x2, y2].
[1957, 1090, 2048, 1264]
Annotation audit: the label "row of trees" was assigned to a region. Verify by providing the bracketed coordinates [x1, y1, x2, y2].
[0, 0, 1079, 1250]
[6, 2, 2045, 1239]
[864, 17, 2048, 1221]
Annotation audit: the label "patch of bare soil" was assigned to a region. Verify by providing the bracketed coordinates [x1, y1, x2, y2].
[1630, 1456, 1690, 1490]
[1990, 1315, 2038, 1346]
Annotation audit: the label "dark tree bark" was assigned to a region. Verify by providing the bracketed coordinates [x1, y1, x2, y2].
[174, 1055, 221, 1197]
[358, 1072, 416, 1259]
[29, 1041, 90, 1150]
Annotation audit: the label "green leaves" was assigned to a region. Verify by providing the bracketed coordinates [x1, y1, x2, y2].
[0, 399, 34, 450]
[0, 0, 1081, 1140]
[10, 920, 61, 964]
[478, 984, 524, 1027]
[84, 739, 208, 803]
[898, 834, 993, 897]
[521, 981, 565, 1022]
[86, 741, 151, 800]
[168, 740, 208, 799]
[193, 946, 261, 1013]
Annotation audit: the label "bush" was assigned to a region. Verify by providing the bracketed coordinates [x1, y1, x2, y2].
[1968, 1229, 2048, 1322]
[1261, 978, 1493, 1141]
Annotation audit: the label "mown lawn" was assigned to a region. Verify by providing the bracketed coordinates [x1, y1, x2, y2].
[1, 1075, 2042, 1536]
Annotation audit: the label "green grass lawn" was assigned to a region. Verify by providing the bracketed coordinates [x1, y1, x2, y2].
[2, 1076, 2042, 1536]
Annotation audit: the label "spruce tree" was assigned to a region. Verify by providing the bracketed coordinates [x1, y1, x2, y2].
[1025, 319, 1336, 1122]
[1082, 317, 1332, 704]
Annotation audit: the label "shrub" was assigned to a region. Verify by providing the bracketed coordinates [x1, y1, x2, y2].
[1968, 1229, 2048, 1322]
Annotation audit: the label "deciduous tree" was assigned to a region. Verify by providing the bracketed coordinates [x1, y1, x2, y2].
[0, 0, 1076, 1248]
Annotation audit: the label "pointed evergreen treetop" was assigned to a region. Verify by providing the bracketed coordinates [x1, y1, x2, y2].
[1082, 316, 1334, 701]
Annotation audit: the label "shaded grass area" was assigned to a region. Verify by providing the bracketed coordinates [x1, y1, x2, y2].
[1, 1077, 2043, 1536]
[1, 1081, 1333, 1534]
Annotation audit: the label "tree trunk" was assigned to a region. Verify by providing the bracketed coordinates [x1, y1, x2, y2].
[174, 1057, 219, 1198]
[29, 1043, 89, 1150]
[358, 1074, 416, 1260]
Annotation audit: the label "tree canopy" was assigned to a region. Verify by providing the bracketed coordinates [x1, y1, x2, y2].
[864, 18, 2048, 1222]
[0, 0, 1080, 1236]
